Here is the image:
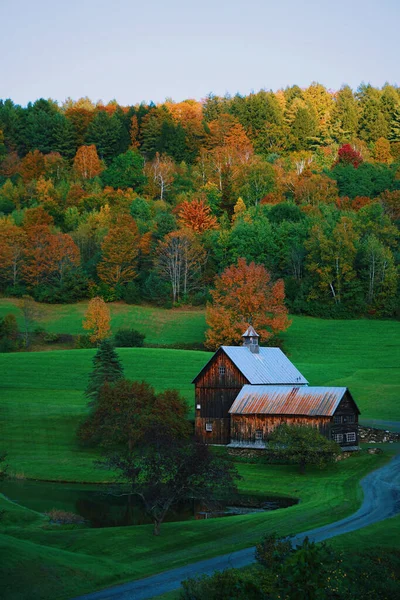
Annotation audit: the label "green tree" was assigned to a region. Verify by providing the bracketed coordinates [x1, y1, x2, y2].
[92, 380, 240, 535]
[269, 424, 340, 474]
[101, 150, 146, 190]
[85, 111, 123, 163]
[84, 339, 124, 408]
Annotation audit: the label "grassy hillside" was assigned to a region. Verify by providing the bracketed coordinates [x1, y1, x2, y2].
[0, 301, 399, 480]
[0, 299, 206, 346]
[0, 451, 391, 600]
[0, 348, 207, 481]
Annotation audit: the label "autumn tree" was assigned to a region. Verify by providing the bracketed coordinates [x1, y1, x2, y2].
[144, 152, 176, 199]
[205, 258, 291, 349]
[97, 216, 140, 286]
[178, 198, 218, 233]
[83, 296, 111, 343]
[156, 230, 207, 302]
[73, 144, 103, 179]
[335, 144, 363, 168]
[0, 220, 26, 287]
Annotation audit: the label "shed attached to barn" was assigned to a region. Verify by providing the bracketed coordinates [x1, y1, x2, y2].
[229, 385, 360, 448]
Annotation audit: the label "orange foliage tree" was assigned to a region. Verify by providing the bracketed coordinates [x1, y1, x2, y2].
[0, 220, 26, 286]
[73, 145, 103, 179]
[83, 296, 111, 343]
[19, 150, 46, 182]
[97, 216, 140, 286]
[178, 198, 218, 233]
[205, 258, 291, 349]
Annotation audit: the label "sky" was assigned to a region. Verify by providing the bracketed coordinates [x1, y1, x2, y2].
[0, 0, 399, 106]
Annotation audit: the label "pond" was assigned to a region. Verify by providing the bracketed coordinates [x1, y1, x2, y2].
[0, 478, 298, 528]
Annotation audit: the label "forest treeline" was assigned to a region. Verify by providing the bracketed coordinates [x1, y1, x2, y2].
[0, 82, 399, 317]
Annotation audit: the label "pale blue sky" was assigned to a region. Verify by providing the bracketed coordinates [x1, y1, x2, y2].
[0, 0, 398, 106]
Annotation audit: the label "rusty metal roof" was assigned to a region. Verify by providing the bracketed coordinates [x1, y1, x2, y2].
[229, 385, 351, 416]
[221, 346, 308, 385]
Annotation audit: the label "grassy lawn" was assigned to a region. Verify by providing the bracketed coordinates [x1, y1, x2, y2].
[0, 348, 207, 481]
[0, 299, 206, 346]
[0, 307, 399, 480]
[0, 450, 392, 600]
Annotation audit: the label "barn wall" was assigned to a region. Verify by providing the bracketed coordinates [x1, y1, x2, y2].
[331, 392, 359, 446]
[195, 350, 247, 444]
[230, 415, 332, 443]
[195, 417, 231, 445]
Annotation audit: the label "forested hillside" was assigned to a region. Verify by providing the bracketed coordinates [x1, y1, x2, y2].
[0, 83, 399, 317]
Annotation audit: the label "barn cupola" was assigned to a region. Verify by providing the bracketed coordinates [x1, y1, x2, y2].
[242, 325, 260, 354]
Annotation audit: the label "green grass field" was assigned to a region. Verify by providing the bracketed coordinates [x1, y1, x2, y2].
[0, 299, 206, 346]
[0, 450, 392, 600]
[0, 299, 399, 480]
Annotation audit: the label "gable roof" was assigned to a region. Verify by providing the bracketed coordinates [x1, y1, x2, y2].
[192, 346, 308, 385]
[229, 385, 360, 417]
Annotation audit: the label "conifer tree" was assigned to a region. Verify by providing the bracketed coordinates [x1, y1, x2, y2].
[85, 339, 124, 407]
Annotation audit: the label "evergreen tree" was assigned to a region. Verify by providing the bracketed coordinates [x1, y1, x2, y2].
[389, 104, 400, 142]
[85, 339, 124, 407]
[85, 111, 123, 164]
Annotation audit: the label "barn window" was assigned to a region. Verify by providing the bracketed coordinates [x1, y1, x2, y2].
[343, 415, 355, 423]
[196, 404, 201, 410]
[255, 430, 263, 440]
[205, 423, 213, 432]
[333, 433, 343, 443]
[346, 432, 356, 443]
[333, 415, 342, 424]
[219, 366, 226, 375]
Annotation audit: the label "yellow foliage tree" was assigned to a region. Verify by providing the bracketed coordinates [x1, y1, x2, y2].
[83, 297, 111, 343]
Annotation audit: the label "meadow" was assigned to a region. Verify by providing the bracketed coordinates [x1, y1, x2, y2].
[0, 450, 393, 600]
[0, 299, 399, 480]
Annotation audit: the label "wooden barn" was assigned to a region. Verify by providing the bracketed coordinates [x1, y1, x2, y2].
[229, 385, 360, 449]
[193, 326, 308, 445]
[193, 326, 361, 449]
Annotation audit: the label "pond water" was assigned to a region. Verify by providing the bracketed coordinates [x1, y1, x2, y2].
[0, 479, 298, 528]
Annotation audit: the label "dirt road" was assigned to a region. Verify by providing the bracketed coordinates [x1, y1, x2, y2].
[74, 452, 400, 600]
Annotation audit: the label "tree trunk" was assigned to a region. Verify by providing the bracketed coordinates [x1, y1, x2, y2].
[299, 460, 306, 475]
[153, 519, 161, 536]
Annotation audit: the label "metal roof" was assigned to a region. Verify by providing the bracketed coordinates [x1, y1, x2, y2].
[229, 385, 350, 417]
[221, 346, 308, 385]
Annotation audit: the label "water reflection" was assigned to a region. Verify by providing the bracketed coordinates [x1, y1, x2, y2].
[0, 479, 297, 528]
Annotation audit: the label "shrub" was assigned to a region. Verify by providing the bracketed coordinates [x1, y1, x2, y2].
[122, 282, 141, 305]
[74, 334, 96, 349]
[114, 328, 145, 347]
[45, 509, 85, 525]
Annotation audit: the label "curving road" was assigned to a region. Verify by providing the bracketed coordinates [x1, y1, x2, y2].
[73, 452, 400, 600]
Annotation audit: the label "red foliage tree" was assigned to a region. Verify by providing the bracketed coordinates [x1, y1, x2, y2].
[335, 144, 363, 168]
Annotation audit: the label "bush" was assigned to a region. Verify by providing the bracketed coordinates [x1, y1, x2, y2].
[114, 328, 145, 347]
[141, 272, 171, 306]
[43, 332, 60, 343]
[122, 282, 141, 304]
[74, 334, 96, 349]
[45, 509, 85, 525]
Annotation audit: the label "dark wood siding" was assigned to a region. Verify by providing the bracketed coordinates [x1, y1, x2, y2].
[194, 349, 248, 444]
[330, 392, 359, 446]
[195, 418, 231, 445]
[231, 414, 332, 443]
